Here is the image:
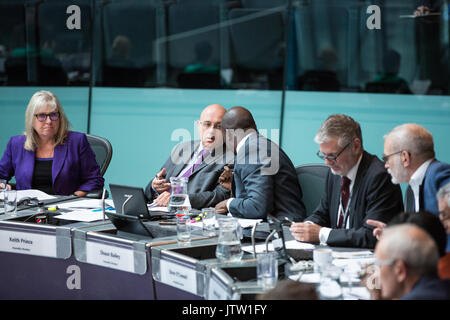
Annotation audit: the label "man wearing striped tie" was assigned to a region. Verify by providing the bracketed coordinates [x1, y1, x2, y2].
[289, 114, 403, 248]
[144, 104, 233, 209]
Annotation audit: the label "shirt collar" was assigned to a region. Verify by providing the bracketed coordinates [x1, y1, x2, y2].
[346, 153, 363, 187]
[236, 131, 256, 154]
[409, 158, 434, 193]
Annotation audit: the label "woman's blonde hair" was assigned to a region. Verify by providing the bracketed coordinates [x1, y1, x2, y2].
[24, 90, 70, 151]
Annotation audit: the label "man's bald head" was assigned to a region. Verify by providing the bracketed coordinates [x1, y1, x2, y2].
[200, 104, 226, 121]
[221, 106, 257, 131]
[384, 124, 435, 162]
[197, 104, 226, 150]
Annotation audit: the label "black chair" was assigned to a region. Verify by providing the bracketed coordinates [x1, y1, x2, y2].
[295, 164, 329, 218]
[86, 134, 113, 176]
[84, 134, 112, 199]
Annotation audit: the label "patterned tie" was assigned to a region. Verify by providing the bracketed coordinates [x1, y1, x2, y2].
[337, 176, 351, 229]
[180, 149, 207, 179]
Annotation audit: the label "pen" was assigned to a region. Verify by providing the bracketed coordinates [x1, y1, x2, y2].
[92, 207, 114, 212]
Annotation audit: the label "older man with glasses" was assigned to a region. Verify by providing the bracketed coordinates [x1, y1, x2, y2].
[368, 124, 450, 252]
[290, 114, 403, 248]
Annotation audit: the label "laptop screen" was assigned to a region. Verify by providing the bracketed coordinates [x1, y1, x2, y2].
[109, 184, 150, 219]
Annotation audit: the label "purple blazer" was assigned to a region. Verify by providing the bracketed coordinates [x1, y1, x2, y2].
[0, 131, 104, 195]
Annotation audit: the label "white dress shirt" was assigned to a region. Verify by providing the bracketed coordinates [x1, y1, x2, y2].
[409, 159, 433, 212]
[315, 154, 363, 245]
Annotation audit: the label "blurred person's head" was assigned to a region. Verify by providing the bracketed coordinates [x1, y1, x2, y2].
[383, 49, 401, 74]
[383, 124, 434, 184]
[437, 182, 450, 234]
[314, 114, 363, 176]
[375, 224, 439, 300]
[112, 35, 131, 59]
[24, 90, 70, 150]
[388, 211, 447, 257]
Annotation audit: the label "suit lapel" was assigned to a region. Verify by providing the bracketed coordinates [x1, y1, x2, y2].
[331, 175, 341, 228]
[52, 143, 68, 185]
[22, 149, 36, 188]
[171, 141, 197, 178]
[345, 151, 371, 228]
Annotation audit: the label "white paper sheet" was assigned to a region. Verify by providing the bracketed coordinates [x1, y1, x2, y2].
[342, 287, 371, 300]
[285, 240, 316, 250]
[56, 199, 114, 209]
[148, 206, 169, 212]
[53, 210, 110, 222]
[0, 189, 56, 202]
[332, 250, 373, 259]
[237, 218, 262, 229]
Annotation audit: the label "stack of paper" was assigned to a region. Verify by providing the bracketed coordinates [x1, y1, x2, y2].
[54, 210, 110, 222]
[0, 189, 56, 202]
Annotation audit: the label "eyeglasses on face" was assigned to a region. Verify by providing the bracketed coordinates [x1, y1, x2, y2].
[317, 141, 351, 162]
[34, 112, 60, 122]
[382, 150, 407, 163]
[199, 120, 222, 130]
[373, 258, 396, 267]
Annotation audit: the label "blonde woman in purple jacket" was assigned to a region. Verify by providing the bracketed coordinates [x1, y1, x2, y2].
[0, 90, 104, 196]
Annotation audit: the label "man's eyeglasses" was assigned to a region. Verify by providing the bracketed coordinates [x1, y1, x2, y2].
[382, 150, 404, 163]
[317, 142, 351, 162]
[35, 112, 60, 122]
[373, 258, 396, 267]
[199, 121, 221, 130]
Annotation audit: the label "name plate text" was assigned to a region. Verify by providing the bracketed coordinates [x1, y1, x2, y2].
[160, 259, 197, 295]
[85, 241, 135, 273]
[0, 230, 57, 258]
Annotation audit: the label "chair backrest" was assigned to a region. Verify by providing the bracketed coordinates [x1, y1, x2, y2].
[86, 134, 113, 176]
[295, 164, 329, 217]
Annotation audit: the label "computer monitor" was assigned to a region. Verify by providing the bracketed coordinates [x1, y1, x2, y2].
[109, 184, 151, 219]
[104, 211, 154, 238]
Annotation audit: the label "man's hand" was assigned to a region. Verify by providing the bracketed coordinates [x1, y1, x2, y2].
[215, 199, 229, 215]
[414, 5, 430, 16]
[155, 191, 171, 207]
[219, 166, 233, 191]
[366, 219, 386, 240]
[289, 222, 321, 243]
[152, 168, 171, 193]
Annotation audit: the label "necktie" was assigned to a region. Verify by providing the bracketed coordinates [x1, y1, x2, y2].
[337, 176, 351, 229]
[180, 149, 207, 179]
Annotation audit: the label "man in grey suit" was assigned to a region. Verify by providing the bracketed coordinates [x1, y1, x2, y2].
[215, 107, 306, 222]
[144, 104, 232, 209]
[290, 114, 403, 248]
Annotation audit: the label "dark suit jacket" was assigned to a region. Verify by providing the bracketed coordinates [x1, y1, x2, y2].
[0, 131, 104, 195]
[401, 274, 450, 300]
[306, 151, 403, 248]
[420, 159, 450, 252]
[144, 140, 232, 209]
[229, 133, 306, 221]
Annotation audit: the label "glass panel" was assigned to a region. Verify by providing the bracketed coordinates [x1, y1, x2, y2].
[291, 0, 449, 95]
[1, 0, 92, 86]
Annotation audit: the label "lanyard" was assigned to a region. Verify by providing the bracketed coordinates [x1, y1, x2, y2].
[338, 191, 353, 229]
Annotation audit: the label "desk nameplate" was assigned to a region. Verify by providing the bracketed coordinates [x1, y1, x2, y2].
[0, 221, 71, 259]
[208, 269, 231, 300]
[160, 258, 198, 295]
[73, 230, 147, 275]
